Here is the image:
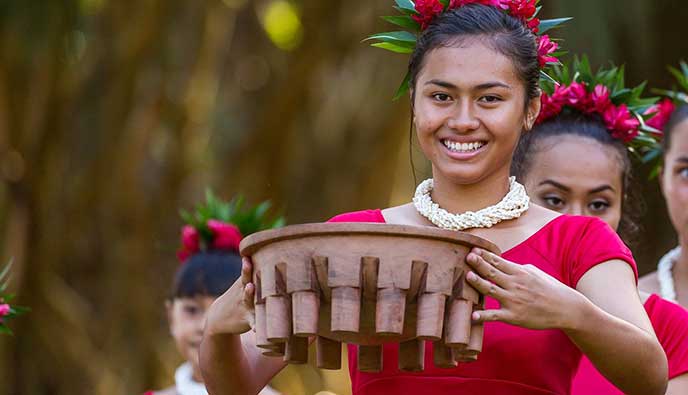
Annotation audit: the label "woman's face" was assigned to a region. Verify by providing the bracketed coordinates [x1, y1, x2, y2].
[168, 295, 216, 381]
[413, 39, 540, 185]
[521, 135, 624, 230]
[662, 120, 688, 241]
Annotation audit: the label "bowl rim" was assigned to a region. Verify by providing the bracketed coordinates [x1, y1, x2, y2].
[239, 222, 500, 256]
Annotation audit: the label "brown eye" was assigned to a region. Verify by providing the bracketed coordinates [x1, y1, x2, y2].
[679, 168, 688, 179]
[432, 93, 452, 102]
[543, 195, 564, 208]
[183, 305, 200, 316]
[478, 95, 502, 103]
[588, 200, 610, 212]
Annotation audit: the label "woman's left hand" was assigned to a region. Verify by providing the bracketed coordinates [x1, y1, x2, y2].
[465, 247, 586, 330]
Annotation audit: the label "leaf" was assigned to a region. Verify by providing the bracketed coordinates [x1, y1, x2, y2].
[0, 260, 12, 285]
[439, 0, 450, 10]
[395, 0, 416, 12]
[371, 42, 414, 54]
[0, 325, 13, 336]
[364, 31, 417, 44]
[393, 71, 412, 101]
[381, 15, 420, 31]
[538, 17, 573, 34]
[539, 70, 558, 85]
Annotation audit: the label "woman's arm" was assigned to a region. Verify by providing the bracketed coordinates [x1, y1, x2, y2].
[573, 261, 667, 395]
[465, 249, 668, 395]
[667, 374, 688, 395]
[200, 259, 288, 395]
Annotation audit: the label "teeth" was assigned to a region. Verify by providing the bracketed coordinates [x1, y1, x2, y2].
[443, 140, 484, 153]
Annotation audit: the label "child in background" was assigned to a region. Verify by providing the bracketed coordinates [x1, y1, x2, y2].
[146, 193, 283, 395]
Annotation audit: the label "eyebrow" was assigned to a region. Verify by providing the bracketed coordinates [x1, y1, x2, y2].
[676, 156, 688, 164]
[424, 79, 511, 90]
[538, 179, 570, 192]
[539, 179, 615, 194]
[588, 185, 615, 194]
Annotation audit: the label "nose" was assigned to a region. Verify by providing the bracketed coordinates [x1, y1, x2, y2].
[446, 100, 480, 132]
[567, 203, 584, 217]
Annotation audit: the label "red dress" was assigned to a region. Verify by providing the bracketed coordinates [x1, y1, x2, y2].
[572, 294, 688, 394]
[328, 209, 637, 395]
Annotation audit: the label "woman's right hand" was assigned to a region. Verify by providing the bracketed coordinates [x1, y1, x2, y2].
[204, 257, 256, 336]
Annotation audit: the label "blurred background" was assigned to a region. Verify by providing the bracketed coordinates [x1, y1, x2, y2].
[0, 0, 686, 393]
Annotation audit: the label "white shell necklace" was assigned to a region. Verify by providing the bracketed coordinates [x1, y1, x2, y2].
[658, 246, 682, 303]
[413, 176, 530, 231]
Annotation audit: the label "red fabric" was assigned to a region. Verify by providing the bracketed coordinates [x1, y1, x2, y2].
[572, 294, 688, 394]
[328, 209, 637, 395]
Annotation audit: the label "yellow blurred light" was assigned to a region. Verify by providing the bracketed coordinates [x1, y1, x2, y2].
[260, 0, 303, 51]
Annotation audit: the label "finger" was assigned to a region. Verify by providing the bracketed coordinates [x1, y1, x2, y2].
[241, 257, 253, 286]
[471, 248, 519, 275]
[466, 271, 507, 300]
[472, 308, 506, 323]
[466, 252, 509, 287]
[243, 282, 255, 308]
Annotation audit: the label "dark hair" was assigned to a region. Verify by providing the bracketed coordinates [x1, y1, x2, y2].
[170, 250, 242, 299]
[408, 4, 540, 102]
[662, 104, 688, 154]
[511, 112, 643, 247]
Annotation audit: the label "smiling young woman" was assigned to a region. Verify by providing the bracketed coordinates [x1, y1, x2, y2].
[199, 3, 668, 395]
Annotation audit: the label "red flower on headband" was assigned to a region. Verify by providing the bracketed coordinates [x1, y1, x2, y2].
[589, 84, 612, 114]
[177, 225, 200, 262]
[560, 81, 591, 109]
[645, 98, 676, 131]
[413, 0, 445, 30]
[506, 0, 537, 21]
[177, 221, 242, 263]
[603, 104, 640, 142]
[207, 220, 243, 251]
[537, 35, 559, 68]
[536, 93, 563, 123]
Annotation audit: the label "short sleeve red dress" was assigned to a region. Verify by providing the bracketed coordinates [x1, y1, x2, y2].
[328, 209, 636, 395]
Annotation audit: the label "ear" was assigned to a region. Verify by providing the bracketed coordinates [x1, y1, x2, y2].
[524, 91, 542, 132]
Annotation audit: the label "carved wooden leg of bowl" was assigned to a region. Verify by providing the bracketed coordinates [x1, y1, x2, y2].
[240, 223, 499, 372]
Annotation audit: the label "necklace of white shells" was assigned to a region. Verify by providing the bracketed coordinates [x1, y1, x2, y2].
[658, 246, 682, 303]
[413, 176, 530, 231]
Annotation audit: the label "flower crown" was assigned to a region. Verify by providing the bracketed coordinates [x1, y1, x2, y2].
[537, 57, 660, 161]
[644, 61, 688, 133]
[177, 190, 284, 263]
[365, 0, 570, 98]
[0, 260, 29, 335]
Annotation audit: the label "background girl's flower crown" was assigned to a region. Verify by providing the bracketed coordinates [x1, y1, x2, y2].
[644, 60, 688, 134]
[177, 190, 284, 262]
[537, 57, 660, 163]
[639, 61, 688, 175]
[365, 0, 570, 98]
[0, 260, 29, 335]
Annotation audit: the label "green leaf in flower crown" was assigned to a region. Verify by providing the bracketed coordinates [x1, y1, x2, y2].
[381, 15, 420, 31]
[365, 31, 417, 44]
[372, 42, 414, 54]
[439, 0, 450, 10]
[394, 71, 412, 100]
[539, 70, 558, 85]
[538, 17, 573, 34]
[394, 0, 416, 15]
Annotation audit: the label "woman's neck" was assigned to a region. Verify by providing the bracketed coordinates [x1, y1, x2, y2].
[430, 166, 512, 214]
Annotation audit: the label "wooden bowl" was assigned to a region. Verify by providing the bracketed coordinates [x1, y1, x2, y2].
[239, 223, 500, 372]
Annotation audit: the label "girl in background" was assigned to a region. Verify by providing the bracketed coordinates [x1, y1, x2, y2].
[512, 59, 688, 394]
